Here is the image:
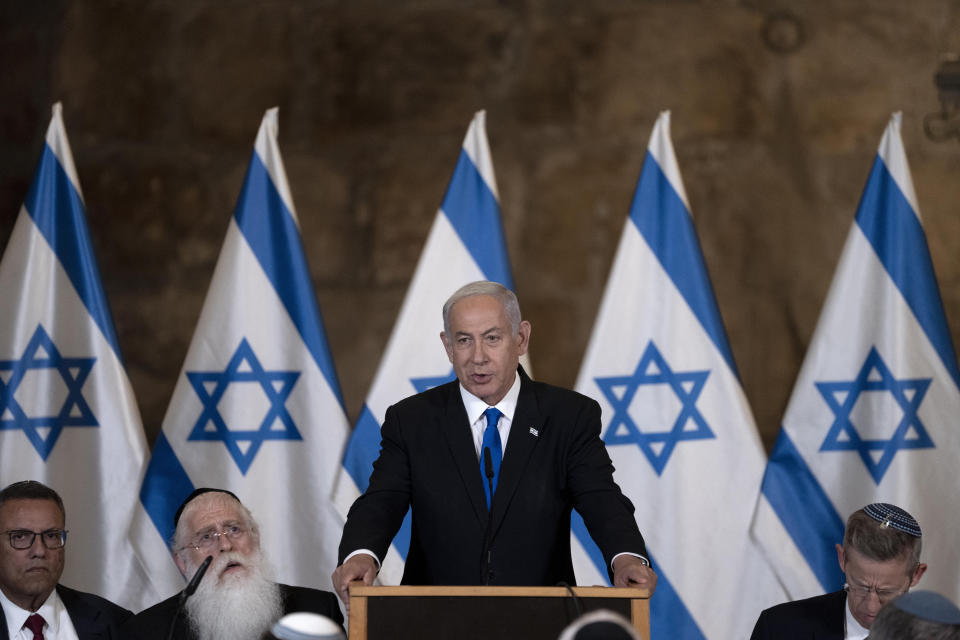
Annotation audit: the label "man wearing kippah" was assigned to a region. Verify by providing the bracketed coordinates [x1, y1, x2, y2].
[750, 503, 927, 640]
[122, 488, 342, 640]
[870, 590, 960, 639]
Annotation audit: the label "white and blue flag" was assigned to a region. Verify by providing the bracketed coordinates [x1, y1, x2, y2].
[332, 110, 522, 584]
[751, 113, 960, 603]
[0, 104, 157, 610]
[131, 108, 350, 599]
[570, 112, 786, 639]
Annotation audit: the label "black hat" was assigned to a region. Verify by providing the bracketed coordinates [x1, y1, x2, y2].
[173, 488, 241, 528]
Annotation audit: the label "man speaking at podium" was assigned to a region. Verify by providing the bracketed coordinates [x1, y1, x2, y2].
[333, 281, 656, 607]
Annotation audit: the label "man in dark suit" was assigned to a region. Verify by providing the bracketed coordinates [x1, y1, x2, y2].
[0, 480, 131, 639]
[750, 503, 927, 640]
[122, 489, 342, 640]
[332, 281, 657, 607]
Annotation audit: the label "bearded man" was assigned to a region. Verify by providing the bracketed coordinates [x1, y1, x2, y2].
[122, 489, 342, 640]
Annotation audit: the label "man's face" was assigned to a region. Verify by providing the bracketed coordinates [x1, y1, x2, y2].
[441, 294, 531, 406]
[175, 493, 259, 585]
[0, 499, 65, 610]
[837, 544, 926, 629]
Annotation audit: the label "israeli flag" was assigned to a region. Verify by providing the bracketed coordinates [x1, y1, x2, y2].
[131, 108, 350, 599]
[332, 110, 522, 584]
[751, 113, 960, 603]
[0, 104, 159, 610]
[570, 112, 786, 639]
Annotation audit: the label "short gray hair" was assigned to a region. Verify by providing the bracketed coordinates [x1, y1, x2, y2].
[844, 508, 922, 568]
[442, 281, 521, 338]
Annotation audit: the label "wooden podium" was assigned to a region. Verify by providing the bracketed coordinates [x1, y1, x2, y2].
[347, 584, 650, 640]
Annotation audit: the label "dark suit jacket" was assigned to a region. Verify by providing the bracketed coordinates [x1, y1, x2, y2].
[338, 368, 647, 585]
[750, 590, 847, 640]
[0, 584, 132, 640]
[120, 583, 343, 640]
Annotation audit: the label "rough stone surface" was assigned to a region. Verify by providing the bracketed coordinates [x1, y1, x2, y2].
[2, 1, 960, 451]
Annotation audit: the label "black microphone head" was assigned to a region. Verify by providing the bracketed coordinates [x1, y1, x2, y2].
[483, 446, 494, 479]
[184, 554, 213, 597]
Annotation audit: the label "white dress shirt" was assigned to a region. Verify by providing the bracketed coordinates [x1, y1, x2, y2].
[844, 598, 870, 640]
[0, 587, 79, 640]
[459, 371, 521, 460]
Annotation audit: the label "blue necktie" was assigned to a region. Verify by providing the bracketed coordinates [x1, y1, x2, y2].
[480, 407, 503, 509]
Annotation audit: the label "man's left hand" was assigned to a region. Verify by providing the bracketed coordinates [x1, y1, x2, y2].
[612, 555, 658, 592]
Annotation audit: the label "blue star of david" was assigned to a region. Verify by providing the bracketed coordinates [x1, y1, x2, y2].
[186, 338, 302, 474]
[0, 324, 97, 461]
[595, 341, 713, 476]
[410, 368, 456, 394]
[817, 346, 934, 484]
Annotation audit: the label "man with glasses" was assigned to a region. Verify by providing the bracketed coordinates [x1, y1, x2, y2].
[122, 488, 342, 640]
[750, 503, 927, 640]
[0, 480, 131, 639]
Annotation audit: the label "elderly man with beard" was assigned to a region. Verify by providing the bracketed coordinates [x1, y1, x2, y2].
[122, 489, 342, 640]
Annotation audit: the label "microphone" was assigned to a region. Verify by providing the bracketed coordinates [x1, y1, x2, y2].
[483, 446, 495, 489]
[184, 554, 213, 597]
[482, 446, 495, 585]
[167, 555, 213, 640]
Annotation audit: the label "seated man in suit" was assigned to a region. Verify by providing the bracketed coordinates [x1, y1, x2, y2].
[0, 480, 131, 639]
[870, 590, 960, 640]
[751, 503, 927, 640]
[332, 281, 657, 608]
[123, 488, 342, 640]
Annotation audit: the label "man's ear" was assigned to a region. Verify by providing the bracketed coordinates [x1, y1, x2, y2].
[516, 320, 531, 356]
[173, 550, 188, 578]
[836, 543, 845, 573]
[911, 562, 928, 587]
[440, 332, 453, 362]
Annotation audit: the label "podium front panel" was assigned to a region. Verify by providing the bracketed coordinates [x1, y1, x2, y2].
[349, 586, 650, 640]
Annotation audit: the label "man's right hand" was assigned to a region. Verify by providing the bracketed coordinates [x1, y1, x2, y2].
[331, 553, 378, 610]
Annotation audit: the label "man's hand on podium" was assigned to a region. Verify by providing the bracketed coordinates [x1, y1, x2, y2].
[332, 553, 378, 611]
[612, 555, 658, 592]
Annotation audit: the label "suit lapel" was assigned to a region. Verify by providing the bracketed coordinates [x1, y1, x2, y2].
[440, 383, 489, 527]
[0, 604, 8, 640]
[58, 585, 105, 640]
[490, 372, 544, 534]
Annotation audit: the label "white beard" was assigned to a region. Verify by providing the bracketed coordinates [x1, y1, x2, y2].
[184, 550, 283, 640]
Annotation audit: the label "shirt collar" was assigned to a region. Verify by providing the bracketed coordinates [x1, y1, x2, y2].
[0, 586, 61, 639]
[459, 370, 521, 425]
[844, 596, 870, 640]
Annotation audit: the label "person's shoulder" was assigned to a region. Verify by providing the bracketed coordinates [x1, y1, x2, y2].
[754, 590, 845, 632]
[391, 378, 458, 413]
[279, 584, 343, 624]
[55, 584, 133, 621]
[120, 592, 181, 634]
[523, 376, 599, 411]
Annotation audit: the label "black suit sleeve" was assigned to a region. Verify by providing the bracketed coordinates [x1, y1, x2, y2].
[564, 397, 647, 579]
[337, 403, 413, 565]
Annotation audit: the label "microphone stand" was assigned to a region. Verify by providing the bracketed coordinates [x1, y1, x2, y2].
[482, 446, 495, 585]
[166, 554, 213, 640]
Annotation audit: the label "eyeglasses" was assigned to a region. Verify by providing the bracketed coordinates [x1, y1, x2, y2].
[180, 523, 247, 552]
[844, 580, 910, 604]
[4, 529, 68, 550]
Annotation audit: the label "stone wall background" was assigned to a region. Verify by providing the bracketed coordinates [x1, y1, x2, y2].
[1, 1, 959, 451]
